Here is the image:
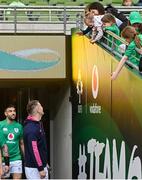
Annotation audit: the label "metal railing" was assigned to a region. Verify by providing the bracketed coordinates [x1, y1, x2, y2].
[0, 6, 84, 34]
[99, 30, 140, 71]
[0, 5, 141, 34]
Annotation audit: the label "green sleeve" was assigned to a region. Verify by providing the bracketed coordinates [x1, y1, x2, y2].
[105, 26, 115, 32]
[104, 25, 120, 36]
[0, 131, 6, 148]
[124, 42, 136, 58]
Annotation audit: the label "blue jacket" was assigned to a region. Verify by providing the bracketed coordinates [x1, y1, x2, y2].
[23, 118, 48, 171]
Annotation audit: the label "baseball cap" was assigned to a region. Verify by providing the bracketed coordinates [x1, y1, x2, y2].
[129, 11, 142, 24]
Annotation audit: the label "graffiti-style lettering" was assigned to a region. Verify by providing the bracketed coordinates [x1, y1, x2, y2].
[78, 138, 142, 179]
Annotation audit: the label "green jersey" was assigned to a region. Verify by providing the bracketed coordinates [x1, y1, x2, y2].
[0, 119, 23, 161]
[104, 24, 121, 47]
[124, 34, 142, 66]
[0, 131, 6, 148]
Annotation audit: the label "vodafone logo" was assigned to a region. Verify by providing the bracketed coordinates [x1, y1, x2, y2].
[8, 133, 14, 140]
[92, 65, 99, 99]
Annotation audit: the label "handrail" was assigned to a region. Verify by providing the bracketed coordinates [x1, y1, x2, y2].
[99, 30, 140, 71]
[106, 30, 129, 45]
[0, 6, 85, 34]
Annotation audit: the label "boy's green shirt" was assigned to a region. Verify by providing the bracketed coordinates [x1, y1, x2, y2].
[0, 131, 6, 148]
[104, 24, 121, 47]
[124, 34, 142, 66]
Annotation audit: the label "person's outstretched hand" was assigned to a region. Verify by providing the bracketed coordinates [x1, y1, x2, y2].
[76, 31, 83, 35]
[111, 71, 117, 80]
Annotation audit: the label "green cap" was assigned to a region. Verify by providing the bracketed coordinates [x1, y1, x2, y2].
[129, 11, 142, 25]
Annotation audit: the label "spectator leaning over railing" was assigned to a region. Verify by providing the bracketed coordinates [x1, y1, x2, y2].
[101, 13, 120, 47]
[118, 11, 142, 53]
[128, 11, 142, 33]
[76, 2, 105, 43]
[105, 6, 142, 33]
[128, 12, 142, 60]
[76, 10, 94, 37]
[76, 4, 93, 36]
[89, 2, 105, 43]
[111, 26, 142, 80]
[105, 4, 128, 32]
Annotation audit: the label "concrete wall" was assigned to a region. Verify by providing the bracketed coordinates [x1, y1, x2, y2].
[50, 85, 72, 179]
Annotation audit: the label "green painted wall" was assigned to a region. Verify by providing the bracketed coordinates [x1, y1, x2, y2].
[72, 29, 142, 179]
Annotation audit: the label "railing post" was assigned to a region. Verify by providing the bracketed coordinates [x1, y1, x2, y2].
[49, 9, 51, 22]
[14, 7, 17, 34]
[63, 6, 66, 35]
[76, 12, 83, 29]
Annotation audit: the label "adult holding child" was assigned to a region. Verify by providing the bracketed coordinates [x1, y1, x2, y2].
[77, 2, 105, 43]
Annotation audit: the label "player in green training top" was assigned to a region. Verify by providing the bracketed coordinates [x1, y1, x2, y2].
[0, 131, 9, 178]
[0, 105, 24, 179]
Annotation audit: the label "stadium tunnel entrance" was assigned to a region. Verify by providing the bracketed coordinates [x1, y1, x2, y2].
[0, 80, 72, 179]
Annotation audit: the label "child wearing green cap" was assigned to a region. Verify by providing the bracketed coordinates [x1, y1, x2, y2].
[111, 26, 142, 80]
[129, 11, 142, 34]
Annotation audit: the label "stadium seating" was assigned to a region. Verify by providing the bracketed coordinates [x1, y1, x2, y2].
[0, 0, 123, 6]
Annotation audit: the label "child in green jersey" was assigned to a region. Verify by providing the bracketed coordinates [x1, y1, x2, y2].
[101, 13, 120, 48]
[111, 26, 142, 80]
[129, 11, 142, 34]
